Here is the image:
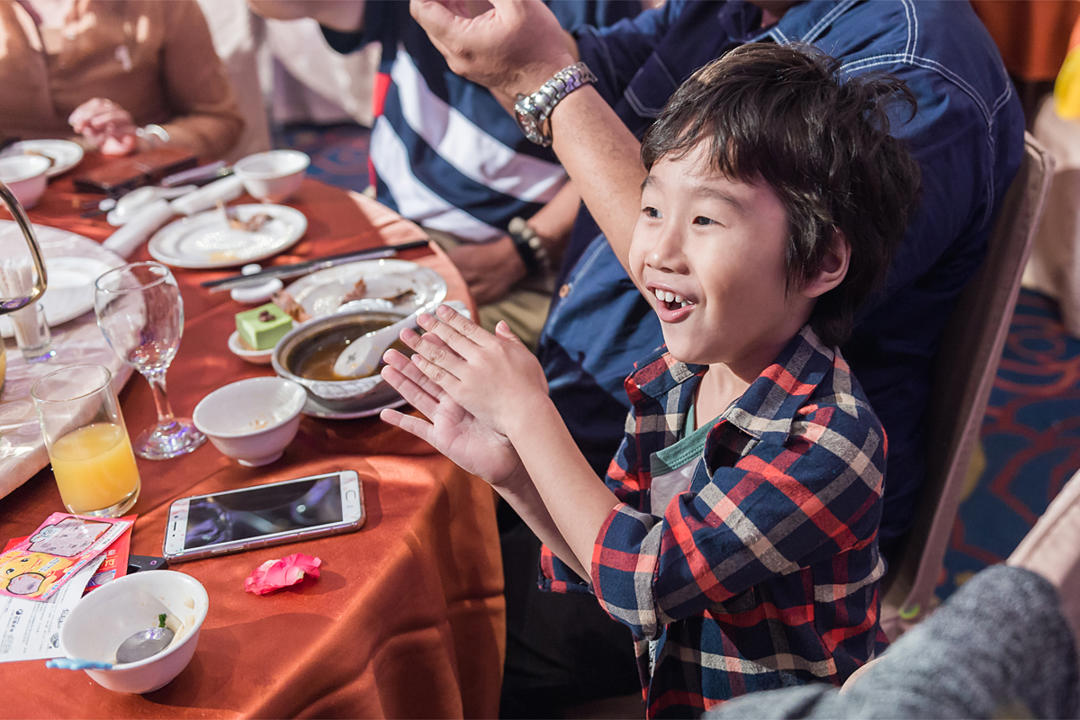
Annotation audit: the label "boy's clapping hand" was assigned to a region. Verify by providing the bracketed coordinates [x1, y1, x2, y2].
[379, 303, 548, 486]
[379, 340, 523, 487]
[399, 304, 550, 439]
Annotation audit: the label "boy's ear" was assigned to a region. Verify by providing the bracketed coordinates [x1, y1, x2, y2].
[801, 228, 850, 299]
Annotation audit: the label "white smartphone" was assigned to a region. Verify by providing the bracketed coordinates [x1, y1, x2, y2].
[162, 470, 364, 563]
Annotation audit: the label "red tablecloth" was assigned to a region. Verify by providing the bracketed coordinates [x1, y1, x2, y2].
[0, 155, 505, 717]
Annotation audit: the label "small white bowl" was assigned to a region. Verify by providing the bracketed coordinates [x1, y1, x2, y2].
[227, 330, 273, 365]
[59, 570, 209, 694]
[233, 149, 310, 203]
[0, 154, 51, 209]
[192, 376, 306, 466]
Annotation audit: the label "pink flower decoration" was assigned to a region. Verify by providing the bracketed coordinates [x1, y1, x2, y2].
[244, 553, 322, 595]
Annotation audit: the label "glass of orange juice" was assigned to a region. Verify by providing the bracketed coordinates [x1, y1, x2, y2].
[30, 364, 140, 517]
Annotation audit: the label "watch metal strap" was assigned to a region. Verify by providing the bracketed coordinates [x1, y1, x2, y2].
[514, 61, 597, 147]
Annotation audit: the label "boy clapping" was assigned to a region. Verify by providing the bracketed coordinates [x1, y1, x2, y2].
[380, 43, 920, 717]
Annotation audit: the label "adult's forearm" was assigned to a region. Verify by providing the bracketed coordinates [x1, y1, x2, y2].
[546, 85, 644, 273]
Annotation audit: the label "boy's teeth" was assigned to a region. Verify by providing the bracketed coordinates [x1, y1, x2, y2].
[652, 288, 692, 308]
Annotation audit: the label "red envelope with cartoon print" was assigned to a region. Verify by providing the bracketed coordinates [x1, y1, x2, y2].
[0, 514, 132, 602]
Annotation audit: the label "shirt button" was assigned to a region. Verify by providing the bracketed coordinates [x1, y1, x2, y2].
[558, 283, 571, 298]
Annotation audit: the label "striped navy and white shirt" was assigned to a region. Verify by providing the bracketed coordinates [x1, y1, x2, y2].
[322, 1, 641, 242]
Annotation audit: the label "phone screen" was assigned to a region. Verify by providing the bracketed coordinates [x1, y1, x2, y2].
[183, 474, 344, 550]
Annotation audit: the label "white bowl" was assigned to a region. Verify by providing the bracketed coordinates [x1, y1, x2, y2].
[233, 150, 309, 203]
[227, 330, 273, 365]
[59, 570, 209, 694]
[192, 376, 306, 466]
[0, 154, 51, 209]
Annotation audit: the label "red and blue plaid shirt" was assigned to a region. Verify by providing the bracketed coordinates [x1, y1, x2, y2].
[541, 326, 888, 718]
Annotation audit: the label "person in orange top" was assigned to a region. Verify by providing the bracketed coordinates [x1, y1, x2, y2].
[0, 0, 243, 159]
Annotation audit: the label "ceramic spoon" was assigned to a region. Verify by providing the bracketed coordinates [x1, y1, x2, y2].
[331, 301, 438, 379]
[332, 300, 468, 379]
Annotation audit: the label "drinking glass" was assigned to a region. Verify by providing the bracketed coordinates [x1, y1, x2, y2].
[31, 364, 140, 517]
[93, 261, 205, 459]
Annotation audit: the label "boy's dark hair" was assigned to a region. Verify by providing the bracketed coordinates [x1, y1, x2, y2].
[640, 42, 921, 347]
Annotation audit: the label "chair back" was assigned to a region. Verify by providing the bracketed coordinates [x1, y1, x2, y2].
[880, 133, 1054, 639]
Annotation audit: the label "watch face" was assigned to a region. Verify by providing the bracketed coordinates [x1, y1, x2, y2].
[514, 96, 544, 145]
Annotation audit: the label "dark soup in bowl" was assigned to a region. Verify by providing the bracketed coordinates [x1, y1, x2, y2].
[287, 318, 408, 381]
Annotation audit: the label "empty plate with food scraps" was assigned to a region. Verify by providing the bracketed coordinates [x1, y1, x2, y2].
[147, 204, 307, 269]
[280, 259, 448, 321]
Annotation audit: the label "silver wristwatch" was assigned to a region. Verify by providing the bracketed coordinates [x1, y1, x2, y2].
[514, 61, 597, 147]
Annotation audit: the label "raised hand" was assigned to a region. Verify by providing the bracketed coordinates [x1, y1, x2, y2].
[409, 0, 576, 102]
[68, 98, 138, 156]
[379, 344, 523, 486]
[399, 303, 550, 438]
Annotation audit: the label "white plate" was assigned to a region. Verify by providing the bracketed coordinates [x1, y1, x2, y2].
[147, 204, 307, 269]
[284, 259, 447, 319]
[227, 330, 273, 365]
[2, 139, 84, 178]
[302, 394, 406, 420]
[0, 223, 125, 337]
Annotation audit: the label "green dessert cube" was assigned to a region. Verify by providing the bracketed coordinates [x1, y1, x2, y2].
[236, 303, 293, 351]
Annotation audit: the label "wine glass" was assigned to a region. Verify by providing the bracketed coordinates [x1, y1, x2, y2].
[93, 261, 205, 459]
[0, 180, 48, 394]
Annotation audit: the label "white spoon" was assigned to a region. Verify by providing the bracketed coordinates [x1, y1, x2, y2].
[332, 301, 468, 379]
[332, 301, 438, 379]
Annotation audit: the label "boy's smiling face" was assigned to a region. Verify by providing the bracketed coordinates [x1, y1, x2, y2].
[629, 141, 818, 378]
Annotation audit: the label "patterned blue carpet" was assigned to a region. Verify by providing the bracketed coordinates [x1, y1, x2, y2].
[939, 288, 1080, 597]
[278, 123, 371, 191]
[279, 122, 1076, 605]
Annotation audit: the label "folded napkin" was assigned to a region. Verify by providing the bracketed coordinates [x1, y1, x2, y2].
[170, 175, 243, 216]
[102, 198, 174, 258]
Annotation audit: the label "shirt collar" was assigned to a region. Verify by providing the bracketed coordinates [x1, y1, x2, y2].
[735, 0, 864, 45]
[626, 325, 837, 440]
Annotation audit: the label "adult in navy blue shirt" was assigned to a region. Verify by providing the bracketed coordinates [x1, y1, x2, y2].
[414, 0, 1025, 562]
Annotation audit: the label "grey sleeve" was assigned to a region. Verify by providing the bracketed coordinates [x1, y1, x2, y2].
[705, 565, 1080, 719]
